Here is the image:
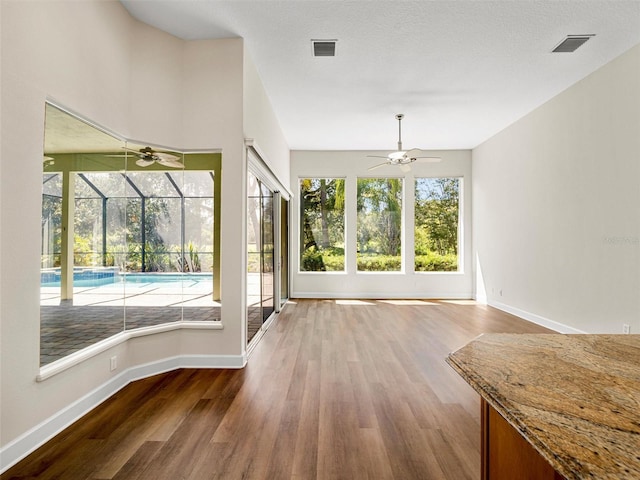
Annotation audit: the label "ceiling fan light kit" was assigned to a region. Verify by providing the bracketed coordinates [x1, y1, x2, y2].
[367, 114, 441, 171]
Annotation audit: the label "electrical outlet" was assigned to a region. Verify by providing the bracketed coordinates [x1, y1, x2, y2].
[623, 324, 630, 334]
[110, 356, 117, 371]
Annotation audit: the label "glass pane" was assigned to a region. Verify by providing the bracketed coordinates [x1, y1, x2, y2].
[104, 196, 128, 275]
[357, 178, 403, 272]
[125, 171, 182, 197]
[261, 189, 274, 322]
[41, 174, 62, 271]
[40, 104, 126, 366]
[299, 178, 345, 271]
[184, 197, 214, 272]
[40, 106, 221, 365]
[280, 197, 289, 305]
[179, 171, 214, 197]
[74, 196, 103, 267]
[80, 171, 132, 198]
[123, 167, 184, 328]
[42, 173, 62, 196]
[415, 178, 460, 272]
[74, 174, 101, 198]
[247, 172, 262, 343]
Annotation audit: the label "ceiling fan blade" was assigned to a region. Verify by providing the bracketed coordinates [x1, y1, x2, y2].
[157, 157, 184, 168]
[135, 158, 155, 167]
[367, 155, 391, 159]
[154, 152, 180, 162]
[404, 148, 423, 159]
[414, 157, 442, 163]
[368, 162, 390, 171]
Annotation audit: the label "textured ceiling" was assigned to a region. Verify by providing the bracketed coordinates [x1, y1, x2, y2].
[120, 0, 640, 151]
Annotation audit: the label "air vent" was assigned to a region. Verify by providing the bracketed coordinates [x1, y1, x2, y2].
[312, 40, 337, 57]
[552, 35, 595, 53]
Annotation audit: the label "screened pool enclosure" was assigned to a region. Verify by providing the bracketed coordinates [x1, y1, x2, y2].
[42, 170, 216, 276]
[40, 104, 222, 366]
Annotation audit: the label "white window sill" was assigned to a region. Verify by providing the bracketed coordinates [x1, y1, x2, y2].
[37, 321, 223, 382]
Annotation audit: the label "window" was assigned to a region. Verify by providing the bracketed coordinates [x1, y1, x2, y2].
[299, 178, 345, 271]
[414, 177, 460, 272]
[41, 173, 63, 270]
[357, 178, 403, 272]
[40, 104, 222, 366]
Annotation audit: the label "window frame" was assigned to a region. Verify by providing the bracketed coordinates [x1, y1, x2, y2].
[413, 175, 463, 274]
[298, 177, 347, 274]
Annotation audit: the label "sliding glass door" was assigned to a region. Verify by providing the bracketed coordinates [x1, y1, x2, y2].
[260, 182, 275, 323]
[246, 153, 290, 346]
[247, 171, 275, 344]
[279, 195, 289, 310]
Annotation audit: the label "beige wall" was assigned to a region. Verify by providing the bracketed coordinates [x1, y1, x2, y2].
[2, 0, 136, 451]
[473, 43, 640, 333]
[243, 46, 291, 187]
[0, 0, 288, 465]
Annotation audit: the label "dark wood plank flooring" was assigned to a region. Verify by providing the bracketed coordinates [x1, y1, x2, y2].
[2, 299, 553, 480]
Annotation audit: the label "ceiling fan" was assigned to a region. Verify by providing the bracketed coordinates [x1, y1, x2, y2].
[112, 146, 184, 168]
[368, 114, 441, 172]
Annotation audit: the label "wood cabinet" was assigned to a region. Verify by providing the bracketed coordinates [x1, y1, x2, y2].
[481, 399, 566, 480]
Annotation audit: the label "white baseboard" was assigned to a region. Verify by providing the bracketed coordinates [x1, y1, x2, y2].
[489, 300, 586, 334]
[0, 354, 245, 474]
[292, 291, 474, 299]
[474, 293, 488, 304]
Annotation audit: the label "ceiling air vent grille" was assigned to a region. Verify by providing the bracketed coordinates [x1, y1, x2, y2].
[552, 35, 595, 53]
[312, 40, 337, 57]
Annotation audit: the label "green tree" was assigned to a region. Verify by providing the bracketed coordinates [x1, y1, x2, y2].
[300, 178, 345, 271]
[357, 178, 402, 256]
[415, 178, 459, 256]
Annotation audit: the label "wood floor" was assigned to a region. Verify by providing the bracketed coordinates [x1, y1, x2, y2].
[2, 299, 552, 480]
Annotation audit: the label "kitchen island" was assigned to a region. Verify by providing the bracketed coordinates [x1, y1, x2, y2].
[447, 334, 640, 480]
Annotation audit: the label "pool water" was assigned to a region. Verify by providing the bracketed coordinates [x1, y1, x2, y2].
[41, 269, 211, 288]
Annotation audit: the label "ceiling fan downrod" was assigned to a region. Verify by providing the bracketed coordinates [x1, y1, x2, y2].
[396, 113, 404, 151]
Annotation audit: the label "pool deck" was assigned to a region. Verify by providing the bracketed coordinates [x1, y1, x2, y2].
[40, 280, 221, 365]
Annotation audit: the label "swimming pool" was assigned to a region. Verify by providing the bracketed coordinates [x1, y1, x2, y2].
[40, 268, 212, 288]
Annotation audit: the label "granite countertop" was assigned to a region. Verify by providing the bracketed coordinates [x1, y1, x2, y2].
[446, 334, 640, 480]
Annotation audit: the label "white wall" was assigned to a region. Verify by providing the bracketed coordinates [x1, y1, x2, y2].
[290, 150, 473, 298]
[243, 47, 290, 187]
[183, 38, 246, 356]
[0, 1, 287, 469]
[128, 22, 184, 147]
[473, 43, 640, 334]
[1, 0, 135, 453]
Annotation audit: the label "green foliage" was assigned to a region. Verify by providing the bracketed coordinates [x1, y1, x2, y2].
[300, 178, 345, 269]
[301, 246, 344, 271]
[415, 253, 458, 272]
[188, 242, 201, 272]
[357, 254, 401, 271]
[41, 193, 62, 268]
[177, 242, 202, 272]
[301, 247, 326, 271]
[357, 178, 402, 257]
[73, 234, 97, 266]
[415, 178, 459, 257]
